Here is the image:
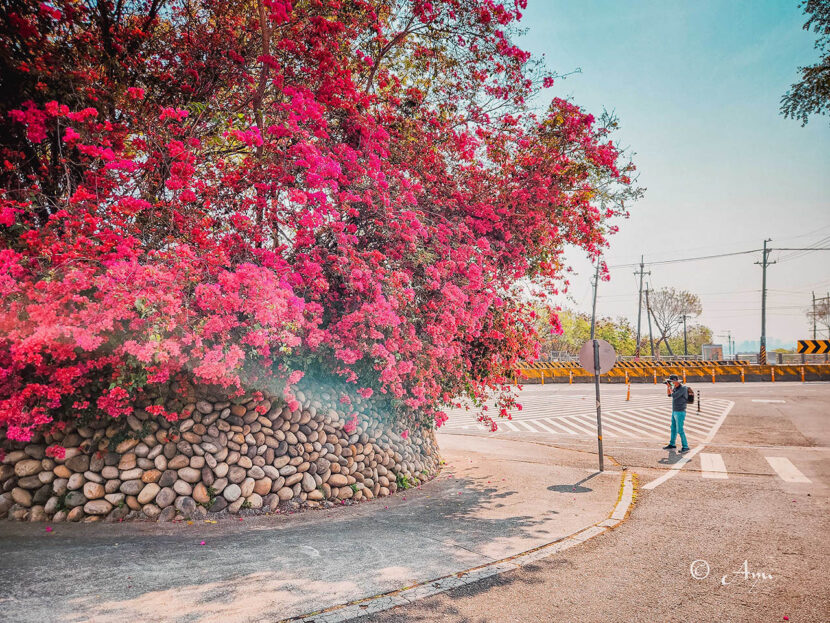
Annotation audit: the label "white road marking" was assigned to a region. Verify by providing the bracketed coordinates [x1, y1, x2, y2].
[700, 453, 728, 479]
[765, 456, 811, 483]
[560, 416, 599, 436]
[527, 419, 560, 434]
[514, 420, 538, 433]
[502, 421, 521, 432]
[752, 399, 786, 403]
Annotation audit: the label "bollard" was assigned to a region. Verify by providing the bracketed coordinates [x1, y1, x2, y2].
[802, 366, 805, 383]
[569, 369, 573, 385]
[653, 369, 657, 384]
[697, 390, 701, 413]
[540, 369, 544, 385]
[625, 370, 630, 385]
[771, 366, 775, 382]
[741, 367, 745, 383]
[626, 382, 631, 401]
[683, 368, 687, 383]
[711, 368, 715, 383]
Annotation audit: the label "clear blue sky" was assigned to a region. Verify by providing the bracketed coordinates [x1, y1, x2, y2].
[519, 0, 830, 348]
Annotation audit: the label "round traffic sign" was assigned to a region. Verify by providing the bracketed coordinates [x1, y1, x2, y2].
[578, 339, 617, 375]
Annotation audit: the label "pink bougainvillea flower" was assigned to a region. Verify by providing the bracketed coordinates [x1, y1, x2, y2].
[0, 0, 633, 443]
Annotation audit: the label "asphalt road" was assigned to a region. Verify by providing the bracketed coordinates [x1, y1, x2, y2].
[362, 382, 830, 623]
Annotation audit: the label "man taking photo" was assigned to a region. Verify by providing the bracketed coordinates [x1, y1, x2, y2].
[663, 374, 690, 453]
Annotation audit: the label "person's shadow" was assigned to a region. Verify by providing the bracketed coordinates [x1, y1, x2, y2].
[658, 449, 685, 465]
[547, 472, 600, 493]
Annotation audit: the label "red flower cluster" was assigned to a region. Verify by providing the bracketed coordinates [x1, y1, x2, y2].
[0, 0, 635, 441]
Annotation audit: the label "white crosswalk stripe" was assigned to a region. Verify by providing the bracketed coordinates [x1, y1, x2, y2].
[765, 456, 811, 483]
[439, 386, 734, 442]
[700, 453, 729, 479]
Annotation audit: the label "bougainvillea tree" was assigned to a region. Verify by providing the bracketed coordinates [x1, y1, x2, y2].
[0, 0, 637, 444]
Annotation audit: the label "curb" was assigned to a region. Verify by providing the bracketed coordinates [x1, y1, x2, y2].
[281, 470, 637, 623]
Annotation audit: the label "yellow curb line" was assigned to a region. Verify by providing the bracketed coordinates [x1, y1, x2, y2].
[280, 470, 638, 623]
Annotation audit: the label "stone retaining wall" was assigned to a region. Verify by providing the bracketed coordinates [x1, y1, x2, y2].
[0, 384, 440, 523]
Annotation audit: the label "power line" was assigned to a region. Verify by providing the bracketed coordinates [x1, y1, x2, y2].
[610, 249, 760, 269]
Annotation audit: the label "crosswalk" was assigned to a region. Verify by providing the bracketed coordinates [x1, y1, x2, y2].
[698, 453, 813, 483]
[440, 388, 734, 443]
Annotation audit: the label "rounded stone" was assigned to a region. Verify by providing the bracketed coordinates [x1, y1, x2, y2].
[173, 480, 193, 496]
[14, 459, 42, 478]
[65, 454, 90, 473]
[174, 496, 197, 515]
[141, 469, 162, 484]
[277, 487, 294, 501]
[105, 493, 125, 505]
[223, 484, 241, 502]
[119, 468, 143, 481]
[119, 480, 143, 496]
[253, 478, 272, 496]
[64, 490, 86, 508]
[158, 470, 177, 488]
[228, 465, 246, 484]
[192, 483, 210, 504]
[245, 493, 263, 509]
[84, 499, 113, 515]
[167, 455, 189, 470]
[240, 477, 255, 498]
[118, 453, 136, 470]
[328, 473, 348, 487]
[155, 487, 176, 509]
[142, 503, 161, 519]
[209, 497, 228, 513]
[301, 472, 316, 493]
[115, 438, 139, 454]
[177, 467, 201, 483]
[137, 483, 160, 505]
[11, 488, 33, 507]
[67, 473, 85, 490]
[82, 482, 105, 500]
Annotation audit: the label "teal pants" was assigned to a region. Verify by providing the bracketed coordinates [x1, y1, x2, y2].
[670, 410, 688, 448]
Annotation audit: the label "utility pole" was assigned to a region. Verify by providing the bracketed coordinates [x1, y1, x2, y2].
[634, 256, 650, 358]
[681, 313, 689, 357]
[645, 285, 655, 357]
[755, 238, 775, 365]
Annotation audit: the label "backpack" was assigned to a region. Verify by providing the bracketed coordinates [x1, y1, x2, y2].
[686, 386, 694, 404]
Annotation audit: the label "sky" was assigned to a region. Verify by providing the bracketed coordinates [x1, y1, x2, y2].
[518, 0, 830, 350]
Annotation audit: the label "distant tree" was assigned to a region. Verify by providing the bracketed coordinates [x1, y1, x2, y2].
[666, 324, 713, 356]
[535, 308, 637, 357]
[781, 0, 830, 125]
[647, 288, 703, 356]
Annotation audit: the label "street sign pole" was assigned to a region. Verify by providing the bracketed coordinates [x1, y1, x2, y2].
[590, 259, 604, 472]
[593, 339, 604, 472]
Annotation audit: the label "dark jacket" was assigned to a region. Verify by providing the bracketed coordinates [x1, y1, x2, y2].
[670, 384, 688, 411]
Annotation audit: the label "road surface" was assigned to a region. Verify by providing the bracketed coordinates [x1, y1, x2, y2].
[362, 382, 830, 623]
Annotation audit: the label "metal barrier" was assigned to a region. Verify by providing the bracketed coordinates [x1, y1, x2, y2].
[515, 362, 830, 384]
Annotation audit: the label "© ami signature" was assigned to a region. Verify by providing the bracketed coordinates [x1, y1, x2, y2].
[690, 559, 774, 591]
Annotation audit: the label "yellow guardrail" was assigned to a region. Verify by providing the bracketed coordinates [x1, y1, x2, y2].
[516, 362, 830, 384]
